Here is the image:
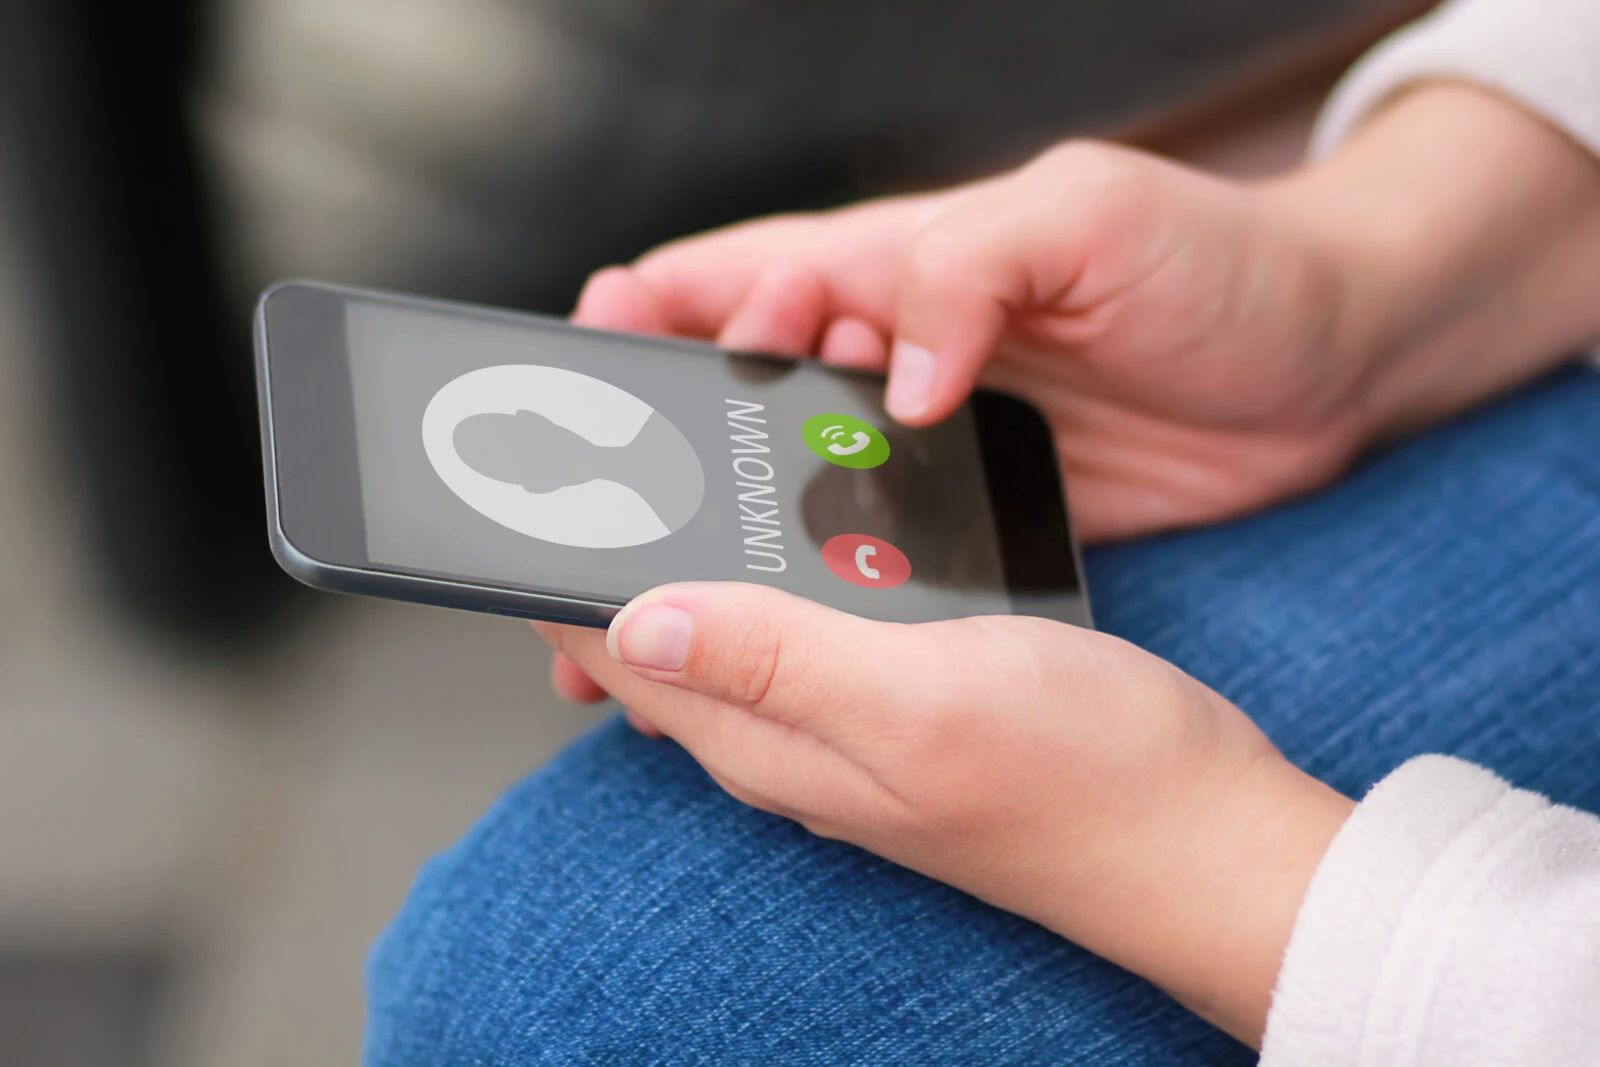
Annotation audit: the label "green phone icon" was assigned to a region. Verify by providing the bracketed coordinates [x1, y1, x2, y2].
[803, 412, 891, 470]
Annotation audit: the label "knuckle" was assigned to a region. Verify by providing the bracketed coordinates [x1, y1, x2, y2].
[582, 264, 624, 288]
[1032, 139, 1127, 181]
[721, 616, 784, 711]
[1030, 140, 1154, 214]
[903, 222, 972, 288]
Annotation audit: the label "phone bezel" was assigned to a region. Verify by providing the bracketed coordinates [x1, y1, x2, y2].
[255, 281, 1090, 628]
[256, 281, 635, 625]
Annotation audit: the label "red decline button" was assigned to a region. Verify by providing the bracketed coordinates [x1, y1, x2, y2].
[821, 534, 911, 589]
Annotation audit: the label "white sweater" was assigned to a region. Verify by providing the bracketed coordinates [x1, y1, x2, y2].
[1262, 3, 1600, 1063]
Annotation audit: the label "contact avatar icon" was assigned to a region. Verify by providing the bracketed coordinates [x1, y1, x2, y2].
[423, 364, 705, 549]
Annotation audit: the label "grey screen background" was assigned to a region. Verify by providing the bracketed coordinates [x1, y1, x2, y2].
[345, 298, 1011, 624]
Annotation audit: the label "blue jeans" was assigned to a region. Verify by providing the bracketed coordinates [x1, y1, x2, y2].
[365, 367, 1600, 1066]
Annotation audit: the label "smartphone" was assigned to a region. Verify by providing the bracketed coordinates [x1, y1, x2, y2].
[253, 281, 1091, 629]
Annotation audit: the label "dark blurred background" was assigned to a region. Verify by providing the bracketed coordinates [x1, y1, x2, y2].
[0, 1, 1427, 1063]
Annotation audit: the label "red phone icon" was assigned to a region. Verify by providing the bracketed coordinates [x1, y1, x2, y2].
[821, 534, 911, 589]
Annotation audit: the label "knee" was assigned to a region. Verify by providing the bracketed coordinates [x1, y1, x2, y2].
[359, 719, 1230, 1066]
[361, 716, 803, 1064]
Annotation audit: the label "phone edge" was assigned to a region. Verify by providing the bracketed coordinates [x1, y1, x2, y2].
[252, 282, 624, 628]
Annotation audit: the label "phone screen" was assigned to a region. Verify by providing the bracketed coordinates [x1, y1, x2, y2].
[263, 285, 1086, 626]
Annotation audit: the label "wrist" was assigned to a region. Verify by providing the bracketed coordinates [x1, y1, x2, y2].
[1043, 740, 1353, 1049]
[1267, 82, 1600, 442]
[1172, 754, 1355, 1047]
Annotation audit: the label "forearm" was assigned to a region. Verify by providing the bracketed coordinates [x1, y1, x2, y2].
[1114, 755, 1353, 1049]
[996, 676, 1358, 1050]
[1273, 82, 1600, 439]
[1119, 84, 1600, 1049]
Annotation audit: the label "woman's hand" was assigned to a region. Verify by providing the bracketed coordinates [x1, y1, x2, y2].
[535, 585, 1355, 1047]
[573, 85, 1600, 548]
[576, 141, 1376, 546]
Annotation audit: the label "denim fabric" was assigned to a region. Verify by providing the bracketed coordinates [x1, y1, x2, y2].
[366, 366, 1600, 1066]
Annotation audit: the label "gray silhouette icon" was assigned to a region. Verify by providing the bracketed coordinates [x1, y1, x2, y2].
[453, 408, 706, 535]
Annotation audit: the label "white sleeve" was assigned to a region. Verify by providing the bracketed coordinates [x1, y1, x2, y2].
[1260, 756, 1600, 1066]
[1310, 0, 1600, 161]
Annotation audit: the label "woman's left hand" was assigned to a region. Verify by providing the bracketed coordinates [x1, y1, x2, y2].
[534, 583, 1353, 1047]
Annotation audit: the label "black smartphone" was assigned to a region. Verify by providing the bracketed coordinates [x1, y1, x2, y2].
[253, 281, 1091, 629]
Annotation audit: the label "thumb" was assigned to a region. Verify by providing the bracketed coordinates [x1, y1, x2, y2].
[603, 582, 934, 750]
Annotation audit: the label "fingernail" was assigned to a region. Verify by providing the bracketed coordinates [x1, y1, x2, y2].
[608, 601, 693, 672]
[886, 340, 936, 421]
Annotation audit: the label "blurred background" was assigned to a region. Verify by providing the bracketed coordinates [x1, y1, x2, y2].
[0, 1, 1429, 1063]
